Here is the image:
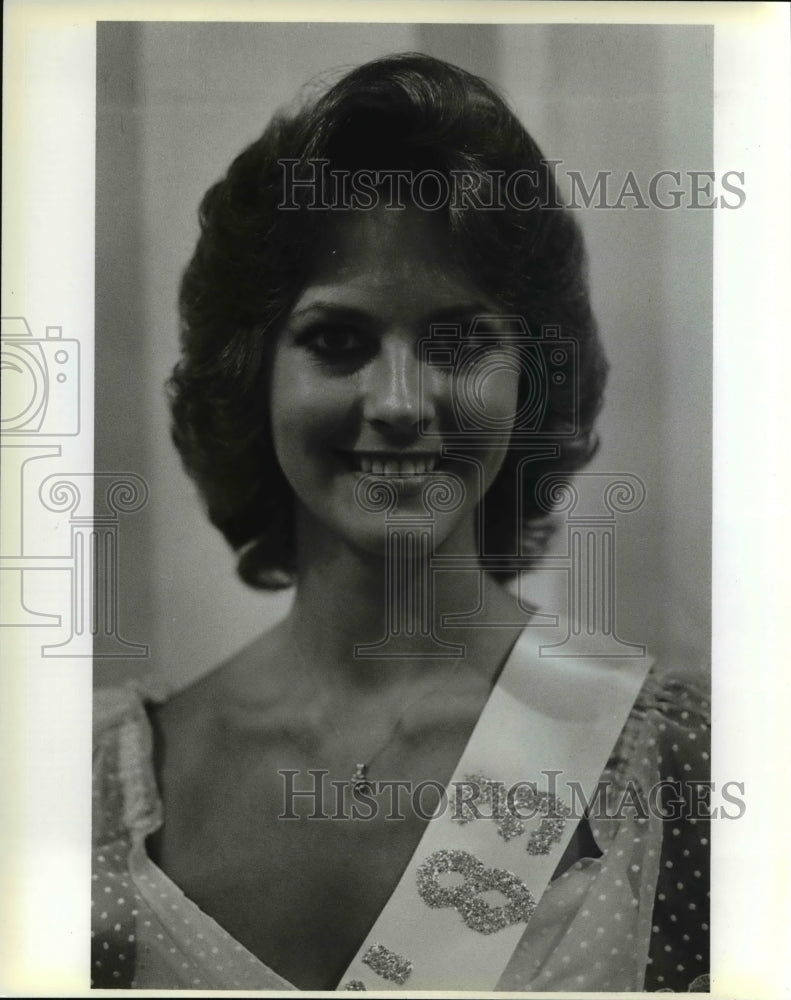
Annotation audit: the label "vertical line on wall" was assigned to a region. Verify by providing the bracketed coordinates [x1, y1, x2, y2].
[95, 23, 152, 685]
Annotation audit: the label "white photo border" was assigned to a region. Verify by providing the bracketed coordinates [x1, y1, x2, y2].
[1, 2, 789, 997]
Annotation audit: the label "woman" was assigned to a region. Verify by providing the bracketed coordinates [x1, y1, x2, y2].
[92, 53, 710, 991]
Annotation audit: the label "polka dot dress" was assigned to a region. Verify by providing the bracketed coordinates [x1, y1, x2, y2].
[642, 678, 711, 992]
[497, 673, 710, 992]
[93, 672, 709, 991]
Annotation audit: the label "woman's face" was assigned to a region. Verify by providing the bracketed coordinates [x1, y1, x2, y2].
[270, 205, 522, 560]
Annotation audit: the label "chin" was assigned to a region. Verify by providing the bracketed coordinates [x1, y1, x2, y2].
[295, 483, 478, 564]
[341, 509, 473, 564]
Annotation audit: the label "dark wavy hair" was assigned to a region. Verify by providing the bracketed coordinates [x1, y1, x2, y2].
[169, 52, 608, 589]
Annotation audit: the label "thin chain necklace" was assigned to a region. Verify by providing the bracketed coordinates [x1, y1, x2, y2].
[347, 670, 460, 793]
[293, 637, 467, 794]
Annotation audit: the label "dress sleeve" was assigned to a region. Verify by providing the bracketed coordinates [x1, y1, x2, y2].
[92, 684, 165, 989]
[93, 683, 163, 847]
[640, 674, 711, 992]
[93, 687, 136, 847]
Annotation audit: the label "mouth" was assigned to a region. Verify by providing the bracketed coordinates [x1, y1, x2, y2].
[338, 451, 442, 476]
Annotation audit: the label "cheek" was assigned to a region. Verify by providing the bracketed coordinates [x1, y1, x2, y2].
[484, 366, 521, 419]
[453, 359, 520, 495]
[269, 354, 353, 472]
[452, 354, 521, 437]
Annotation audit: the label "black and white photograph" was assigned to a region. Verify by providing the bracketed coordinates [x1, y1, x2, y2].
[1, 4, 789, 997]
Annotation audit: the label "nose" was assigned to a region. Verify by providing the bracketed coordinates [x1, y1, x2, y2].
[362, 337, 436, 439]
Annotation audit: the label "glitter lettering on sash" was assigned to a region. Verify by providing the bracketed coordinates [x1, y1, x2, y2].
[361, 943, 413, 984]
[416, 848, 537, 934]
[453, 773, 571, 854]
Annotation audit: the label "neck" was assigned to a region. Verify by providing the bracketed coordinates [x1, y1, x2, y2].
[284, 505, 500, 692]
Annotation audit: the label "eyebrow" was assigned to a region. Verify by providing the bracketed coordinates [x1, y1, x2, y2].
[288, 300, 494, 326]
[288, 302, 372, 324]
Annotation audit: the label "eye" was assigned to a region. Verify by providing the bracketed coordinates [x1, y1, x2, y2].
[300, 324, 374, 367]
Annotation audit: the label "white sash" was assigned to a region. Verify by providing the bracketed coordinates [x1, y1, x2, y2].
[338, 629, 652, 991]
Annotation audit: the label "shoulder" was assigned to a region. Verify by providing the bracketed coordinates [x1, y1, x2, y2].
[608, 668, 710, 783]
[93, 676, 171, 772]
[633, 669, 710, 781]
[628, 669, 710, 991]
[633, 669, 710, 728]
[94, 682, 145, 737]
[160, 621, 299, 724]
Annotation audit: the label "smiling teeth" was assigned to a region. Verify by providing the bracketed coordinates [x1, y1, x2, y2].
[356, 455, 438, 475]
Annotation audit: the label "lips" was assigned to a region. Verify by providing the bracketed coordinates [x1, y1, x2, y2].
[340, 452, 441, 476]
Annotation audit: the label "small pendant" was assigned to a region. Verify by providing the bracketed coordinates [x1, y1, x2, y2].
[351, 762, 371, 794]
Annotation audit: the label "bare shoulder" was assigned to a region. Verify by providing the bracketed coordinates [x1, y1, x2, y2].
[152, 619, 295, 737]
[145, 620, 299, 858]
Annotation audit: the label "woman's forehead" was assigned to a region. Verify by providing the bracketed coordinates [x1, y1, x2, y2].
[310, 205, 464, 284]
[293, 206, 499, 322]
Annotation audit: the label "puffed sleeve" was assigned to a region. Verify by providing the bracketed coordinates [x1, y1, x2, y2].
[640, 675, 710, 992]
[92, 684, 161, 989]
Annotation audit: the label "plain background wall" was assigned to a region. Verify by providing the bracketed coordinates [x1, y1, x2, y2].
[95, 22, 712, 690]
